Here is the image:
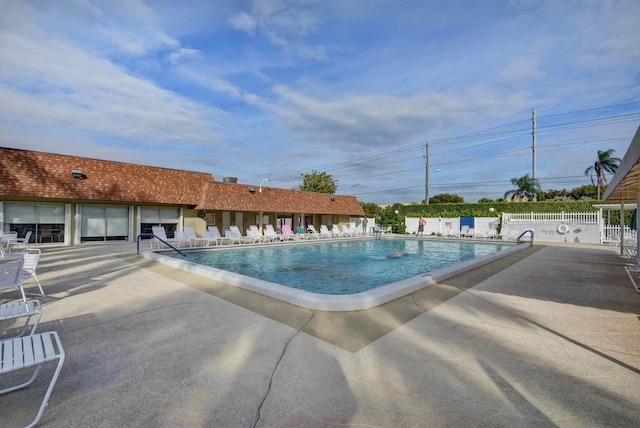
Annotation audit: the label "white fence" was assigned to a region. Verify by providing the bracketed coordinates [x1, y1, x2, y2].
[602, 225, 637, 244]
[400, 212, 638, 245]
[503, 212, 599, 224]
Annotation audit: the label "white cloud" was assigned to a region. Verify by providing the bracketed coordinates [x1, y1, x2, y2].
[267, 84, 530, 150]
[0, 22, 225, 148]
[227, 0, 326, 60]
[228, 11, 258, 34]
[499, 56, 544, 83]
[166, 48, 201, 65]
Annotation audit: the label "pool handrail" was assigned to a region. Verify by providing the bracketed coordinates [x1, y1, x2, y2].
[137, 233, 187, 257]
[517, 229, 534, 247]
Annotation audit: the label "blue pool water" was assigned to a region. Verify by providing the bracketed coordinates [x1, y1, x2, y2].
[168, 239, 512, 295]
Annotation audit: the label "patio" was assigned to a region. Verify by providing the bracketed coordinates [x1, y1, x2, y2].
[1, 241, 639, 427]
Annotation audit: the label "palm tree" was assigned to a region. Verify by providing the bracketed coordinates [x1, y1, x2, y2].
[504, 174, 541, 201]
[584, 149, 621, 199]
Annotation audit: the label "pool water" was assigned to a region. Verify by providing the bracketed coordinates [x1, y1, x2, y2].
[168, 239, 512, 295]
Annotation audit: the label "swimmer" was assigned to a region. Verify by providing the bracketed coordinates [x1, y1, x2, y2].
[388, 250, 405, 258]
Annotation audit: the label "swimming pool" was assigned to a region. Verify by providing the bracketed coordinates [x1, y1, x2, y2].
[143, 237, 526, 311]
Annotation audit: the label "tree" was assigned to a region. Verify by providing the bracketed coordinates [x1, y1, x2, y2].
[504, 174, 541, 201]
[584, 149, 621, 199]
[569, 184, 599, 200]
[295, 170, 337, 194]
[545, 188, 569, 200]
[360, 202, 381, 218]
[429, 193, 464, 204]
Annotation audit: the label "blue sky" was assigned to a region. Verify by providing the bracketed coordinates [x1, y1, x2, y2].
[1, 0, 639, 204]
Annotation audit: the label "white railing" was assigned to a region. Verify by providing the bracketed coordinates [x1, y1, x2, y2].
[503, 212, 599, 224]
[602, 225, 637, 244]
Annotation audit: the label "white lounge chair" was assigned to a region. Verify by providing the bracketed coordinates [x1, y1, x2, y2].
[263, 224, 279, 242]
[151, 226, 179, 248]
[319, 225, 333, 239]
[226, 226, 247, 244]
[340, 224, 353, 237]
[306, 225, 322, 239]
[460, 225, 470, 237]
[501, 229, 520, 241]
[207, 226, 230, 245]
[331, 224, 344, 238]
[442, 227, 458, 238]
[174, 231, 191, 248]
[20, 248, 46, 298]
[183, 226, 208, 247]
[348, 225, 362, 237]
[246, 226, 264, 243]
[0, 331, 65, 428]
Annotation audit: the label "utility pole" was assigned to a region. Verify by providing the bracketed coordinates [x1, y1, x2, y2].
[531, 108, 537, 201]
[424, 142, 429, 204]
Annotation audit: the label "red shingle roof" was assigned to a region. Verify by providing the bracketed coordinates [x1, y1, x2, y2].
[0, 147, 365, 216]
[0, 147, 210, 205]
[197, 181, 364, 215]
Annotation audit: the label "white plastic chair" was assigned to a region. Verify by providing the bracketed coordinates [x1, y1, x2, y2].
[0, 331, 65, 428]
[183, 226, 208, 247]
[306, 225, 322, 239]
[319, 225, 333, 239]
[207, 226, 230, 245]
[20, 248, 46, 298]
[0, 232, 17, 249]
[7, 230, 32, 251]
[0, 300, 42, 337]
[151, 226, 178, 248]
[174, 231, 191, 248]
[340, 224, 353, 237]
[226, 226, 247, 244]
[263, 224, 279, 242]
[0, 258, 29, 301]
[245, 227, 262, 243]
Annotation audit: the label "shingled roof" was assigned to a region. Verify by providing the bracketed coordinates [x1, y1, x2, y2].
[197, 181, 364, 215]
[0, 147, 211, 205]
[0, 147, 365, 216]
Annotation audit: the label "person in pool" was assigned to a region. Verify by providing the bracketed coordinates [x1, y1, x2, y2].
[388, 250, 405, 258]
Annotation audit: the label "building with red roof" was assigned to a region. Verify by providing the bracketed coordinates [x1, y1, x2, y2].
[0, 147, 364, 245]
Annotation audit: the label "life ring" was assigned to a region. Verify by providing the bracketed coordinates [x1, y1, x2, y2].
[197, 210, 206, 219]
[557, 224, 570, 234]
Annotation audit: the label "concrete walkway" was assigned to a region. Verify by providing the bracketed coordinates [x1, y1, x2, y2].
[1, 242, 639, 427]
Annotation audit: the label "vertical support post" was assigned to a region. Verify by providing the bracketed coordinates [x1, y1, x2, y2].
[620, 202, 625, 256]
[636, 193, 640, 265]
[424, 142, 429, 204]
[532, 108, 537, 201]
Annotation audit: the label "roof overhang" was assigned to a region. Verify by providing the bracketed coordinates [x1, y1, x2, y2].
[593, 204, 637, 210]
[603, 125, 640, 204]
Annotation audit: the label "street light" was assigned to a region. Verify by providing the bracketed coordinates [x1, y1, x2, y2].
[259, 178, 269, 192]
[394, 210, 399, 234]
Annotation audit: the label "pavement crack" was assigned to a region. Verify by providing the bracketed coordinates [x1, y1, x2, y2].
[252, 310, 315, 428]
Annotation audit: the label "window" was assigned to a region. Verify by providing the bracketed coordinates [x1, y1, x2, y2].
[3, 204, 66, 243]
[140, 208, 180, 239]
[80, 206, 130, 242]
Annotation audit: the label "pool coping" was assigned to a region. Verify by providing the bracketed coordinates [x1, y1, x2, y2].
[141, 239, 530, 311]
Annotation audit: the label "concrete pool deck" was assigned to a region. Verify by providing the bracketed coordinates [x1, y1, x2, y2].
[1, 240, 639, 427]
